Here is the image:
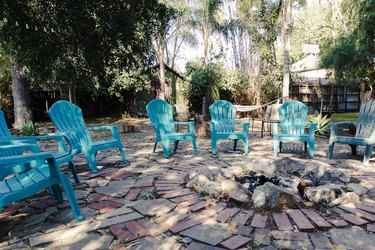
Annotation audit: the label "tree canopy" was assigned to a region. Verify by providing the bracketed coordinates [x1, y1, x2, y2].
[0, 0, 171, 100]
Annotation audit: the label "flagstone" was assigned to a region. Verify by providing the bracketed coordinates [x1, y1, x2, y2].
[95, 180, 135, 197]
[45, 233, 114, 249]
[180, 221, 233, 246]
[132, 199, 176, 217]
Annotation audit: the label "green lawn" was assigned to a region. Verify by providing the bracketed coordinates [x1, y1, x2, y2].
[330, 112, 359, 122]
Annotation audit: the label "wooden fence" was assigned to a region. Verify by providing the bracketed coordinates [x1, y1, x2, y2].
[290, 82, 360, 113]
[30, 91, 122, 122]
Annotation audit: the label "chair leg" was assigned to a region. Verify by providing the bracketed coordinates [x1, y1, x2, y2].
[233, 139, 238, 151]
[279, 141, 282, 152]
[261, 121, 265, 138]
[86, 152, 99, 174]
[304, 141, 307, 153]
[363, 144, 373, 165]
[212, 138, 217, 155]
[161, 139, 170, 158]
[349, 144, 357, 155]
[173, 140, 179, 152]
[69, 161, 80, 184]
[273, 140, 279, 157]
[328, 142, 334, 159]
[50, 184, 63, 202]
[308, 141, 315, 158]
[243, 138, 249, 155]
[153, 141, 158, 153]
[118, 145, 128, 165]
[192, 137, 198, 155]
[59, 174, 84, 221]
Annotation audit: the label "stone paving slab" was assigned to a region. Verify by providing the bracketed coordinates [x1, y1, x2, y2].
[272, 212, 294, 231]
[187, 241, 225, 250]
[3, 130, 375, 249]
[180, 221, 233, 246]
[300, 209, 332, 229]
[220, 234, 250, 249]
[310, 232, 333, 249]
[254, 228, 271, 246]
[132, 199, 176, 217]
[287, 210, 315, 232]
[250, 214, 268, 228]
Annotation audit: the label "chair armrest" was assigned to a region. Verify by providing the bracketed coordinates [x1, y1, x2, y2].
[88, 125, 118, 134]
[235, 121, 250, 133]
[22, 135, 68, 152]
[175, 121, 195, 133]
[309, 123, 318, 137]
[206, 121, 216, 134]
[0, 142, 40, 153]
[0, 152, 54, 166]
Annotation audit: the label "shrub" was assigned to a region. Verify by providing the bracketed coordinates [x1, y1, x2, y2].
[20, 123, 40, 136]
[308, 114, 331, 136]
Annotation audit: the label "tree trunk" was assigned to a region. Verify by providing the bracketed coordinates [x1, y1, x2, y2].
[282, 0, 293, 102]
[203, 23, 210, 67]
[69, 80, 77, 104]
[11, 65, 33, 129]
[158, 36, 166, 100]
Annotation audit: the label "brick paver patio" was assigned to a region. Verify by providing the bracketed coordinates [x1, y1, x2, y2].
[1, 123, 375, 249]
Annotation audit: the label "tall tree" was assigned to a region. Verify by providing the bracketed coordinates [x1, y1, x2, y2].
[282, 0, 293, 101]
[0, 0, 169, 126]
[321, 0, 375, 97]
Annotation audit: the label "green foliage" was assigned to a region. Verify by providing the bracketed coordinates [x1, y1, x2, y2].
[20, 123, 40, 136]
[0, 49, 12, 116]
[308, 113, 331, 136]
[331, 112, 359, 122]
[0, 0, 171, 99]
[184, 59, 224, 114]
[320, 1, 375, 90]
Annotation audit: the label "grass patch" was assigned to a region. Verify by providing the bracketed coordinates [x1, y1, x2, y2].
[331, 112, 359, 122]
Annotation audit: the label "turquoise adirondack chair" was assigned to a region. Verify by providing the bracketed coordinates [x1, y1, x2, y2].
[0, 144, 83, 221]
[49, 101, 127, 173]
[328, 100, 375, 165]
[0, 110, 79, 183]
[272, 100, 317, 158]
[208, 100, 250, 154]
[146, 99, 197, 158]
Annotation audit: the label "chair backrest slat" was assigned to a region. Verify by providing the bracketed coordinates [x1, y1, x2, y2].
[356, 100, 375, 138]
[0, 110, 25, 157]
[278, 101, 308, 135]
[209, 100, 236, 133]
[49, 101, 92, 149]
[146, 99, 175, 136]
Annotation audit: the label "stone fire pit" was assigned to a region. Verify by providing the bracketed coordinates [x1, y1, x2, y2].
[186, 157, 367, 211]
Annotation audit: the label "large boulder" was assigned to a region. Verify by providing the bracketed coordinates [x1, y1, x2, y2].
[252, 182, 304, 211]
[221, 180, 251, 203]
[186, 174, 222, 197]
[304, 184, 343, 204]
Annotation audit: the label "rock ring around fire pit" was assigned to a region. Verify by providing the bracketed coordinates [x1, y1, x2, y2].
[186, 157, 368, 211]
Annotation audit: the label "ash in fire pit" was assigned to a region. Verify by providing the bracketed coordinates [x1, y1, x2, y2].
[235, 171, 280, 193]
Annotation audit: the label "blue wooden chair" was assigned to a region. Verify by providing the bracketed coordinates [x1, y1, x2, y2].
[0, 110, 80, 183]
[0, 144, 83, 221]
[49, 101, 127, 174]
[328, 100, 375, 165]
[208, 100, 250, 154]
[146, 99, 197, 158]
[272, 100, 317, 158]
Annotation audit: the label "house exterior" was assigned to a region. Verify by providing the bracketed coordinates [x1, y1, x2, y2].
[290, 45, 359, 113]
